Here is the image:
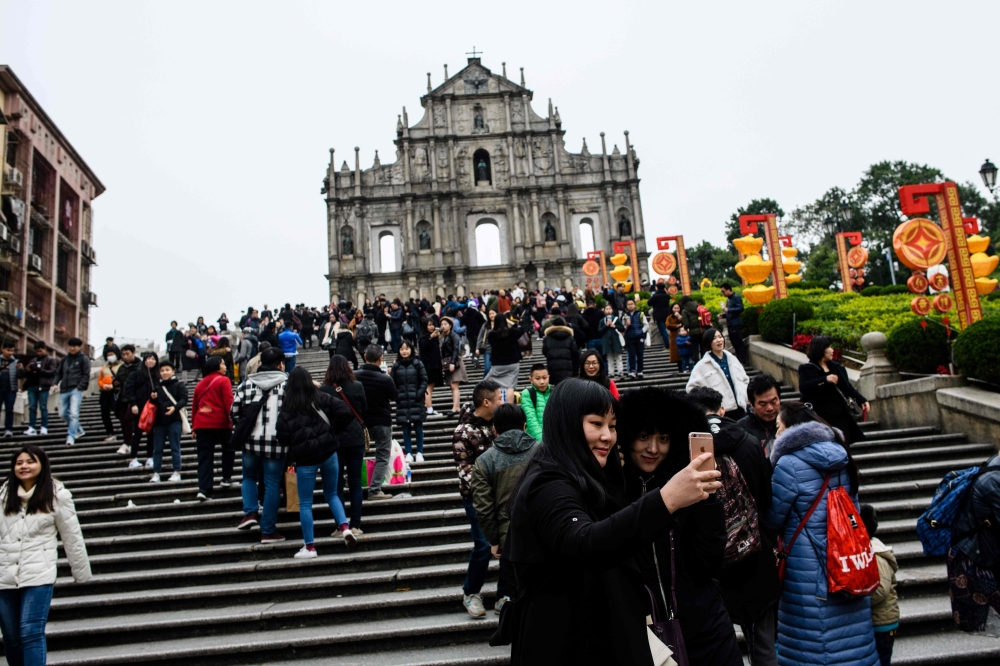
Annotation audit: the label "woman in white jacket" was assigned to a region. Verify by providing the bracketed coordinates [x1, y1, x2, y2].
[0, 445, 90, 665]
[686, 327, 750, 420]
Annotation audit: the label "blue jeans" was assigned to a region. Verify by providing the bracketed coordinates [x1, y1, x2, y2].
[152, 421, 182, 473]
[625, 337, 644, 374]
[481, 352, 492, 376]
[401, 422, 424, 455]
[26, 387, 49, 430]
[0, 585, 54, 666]
[390, 328, 402, 352]
[655, 321, 670, 351]
[296, 452, 348, 544]
[336, 446, 364, 528]
[679, 355, 694, 372]
[59, 389, 82, 437]
[463, 497, 493, 596]
[0, 388, 15, 432]
[241, 452, 285, 534]
[284, 354, 297, 372]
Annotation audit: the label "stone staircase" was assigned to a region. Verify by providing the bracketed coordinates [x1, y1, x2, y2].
[0, 344, 996, 665]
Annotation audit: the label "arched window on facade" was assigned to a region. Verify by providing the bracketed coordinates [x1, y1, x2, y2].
[379, 231, 396, 273]
[475, 219, 501, 266]
[472, 149, 492, 185]
[579, 218, 596, 257]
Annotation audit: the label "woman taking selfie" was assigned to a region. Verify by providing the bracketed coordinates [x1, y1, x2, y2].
[618, 386, 743, 665]
[439, 317, 467, 416]
[0, 446, 91, 665]
[506, 379, 721, 665]
[418, 319, 443, 417]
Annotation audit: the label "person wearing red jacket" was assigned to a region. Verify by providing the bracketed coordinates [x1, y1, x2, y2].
[193, 356, 235, 501]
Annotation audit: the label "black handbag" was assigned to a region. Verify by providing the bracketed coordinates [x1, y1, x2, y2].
[229, 387, 272, 448]
[647, 531, 689, 666]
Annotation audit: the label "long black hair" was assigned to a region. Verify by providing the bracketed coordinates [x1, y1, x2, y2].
[529, 378, 619, 508]
[323, 355, 356, 385]
[577, 349, 610, 389]
[4, 446, 55, 516]
[492, 312, 511, 339]
[617, 386, 709, 478]
[281, 366, 320, 415]
[779, 401, 861, 492]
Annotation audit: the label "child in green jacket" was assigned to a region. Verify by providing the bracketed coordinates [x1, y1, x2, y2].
[521, 364, 550, 441]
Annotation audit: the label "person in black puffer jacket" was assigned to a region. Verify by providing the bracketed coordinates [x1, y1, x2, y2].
[389, 341, 428, 462]
[335, 322, 358, 369]
[418, 319, 444, 417]
[277, 366, 356, 556]
[542, 318, 580, 386]
[319, 356, 368, 531]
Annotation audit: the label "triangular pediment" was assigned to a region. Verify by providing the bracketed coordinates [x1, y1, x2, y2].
[427, 58, 528, 98]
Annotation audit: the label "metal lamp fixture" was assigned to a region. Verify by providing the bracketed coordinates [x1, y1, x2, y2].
[839, 200, 852, 224]
[691, 257, 702, 273]
[823, 215, 839, 237]
[981, 158, 997, 193]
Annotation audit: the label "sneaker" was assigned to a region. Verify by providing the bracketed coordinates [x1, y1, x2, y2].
[495, 596, 511, 614]
[261, 532, 286, 543]
[3, 431, 12, 439]
[220, 479, 232, 488]
[78, 428, 86, 438]
[637, 372, 644, 378]
[116, 443, 131, 455]
[128, 458, 142, 469]
[196, 491, 210, 501]
[342, 526, 358, 549]
[103, 435, 118, 443]
[294, 545, 317, 559]
[368, 489, 391, 500]
[145, 458, 154, 468]
[415, 452, 425, 463]
[426, 406, 434, 414]
[463, 593, 486, 618]
[237, 513, 259, 530]
[149, 473, 161, 483]
[23, 427, 37, 437]
[350, 528, 364, 536]
[39, 427, 47, 435]
[168, 472, 182, 482]
[404, 453, 414, 463]
[65, 436, 75, 446]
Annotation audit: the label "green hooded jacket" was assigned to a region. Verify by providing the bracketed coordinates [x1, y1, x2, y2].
[470, 429, 538, 547]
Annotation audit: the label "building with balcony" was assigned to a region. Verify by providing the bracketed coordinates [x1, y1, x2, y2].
[0, 65, 103, 355]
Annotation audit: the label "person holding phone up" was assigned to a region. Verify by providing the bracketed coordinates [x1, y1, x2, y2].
[617, 386, 744, 666]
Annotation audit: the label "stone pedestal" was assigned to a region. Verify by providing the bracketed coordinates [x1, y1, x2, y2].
[858, 332, 901, 402]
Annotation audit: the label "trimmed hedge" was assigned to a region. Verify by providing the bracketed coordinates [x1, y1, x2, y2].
[743, 305, 762, 335]
[787, 280, 830, 290]
[953, 316, 1000, 384]
[759, 298, 815, 345]
[885, 319, 951, 374]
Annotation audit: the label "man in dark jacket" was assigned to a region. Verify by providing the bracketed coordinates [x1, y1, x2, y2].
[19, 341, 57, 437]
[608, 283, 628, 315]
[55, 337, 91, 445]
[737, 374, 782, 456]
[151, 361, 188, 484]
[719, 283, 746, 363]
[166, 321, 186, 370]
[453, 378, 502, 618]
[541, 318, 580, 385]
[0, 340, 18, 438]
[680, 296, 704, 361]
[355, 344, 398, 499]
[688, 386, 778, 666]
[647, 282, 673, 351]
[112, 344, 142, 455]
[581, 298, 604, 352]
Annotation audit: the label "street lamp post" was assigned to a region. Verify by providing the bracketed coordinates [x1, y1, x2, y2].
[883, 248, 897, 285]
[981, 159, 997, 194]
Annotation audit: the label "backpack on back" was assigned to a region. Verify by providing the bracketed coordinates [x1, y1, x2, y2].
[715, 454, 762, 567]
[697, 304, 712, 328]
[917, 465, 997, 556]
[826, 484, 880, 596]
[357, 320, 377, 345]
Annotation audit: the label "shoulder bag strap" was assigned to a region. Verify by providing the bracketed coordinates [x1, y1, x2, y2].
[780, 472, 831, 559]
[161, 383, 179, 406]
[333, 383, 364, 425]
[313, 404, 330, 425]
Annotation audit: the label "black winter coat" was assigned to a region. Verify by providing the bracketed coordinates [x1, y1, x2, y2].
[647, 290, 673, 323]
[418, 332, 443, 371]
[355, 364, 398, 428]
[581, 307, 604, 341]
[708, 414, 780, 624]
[319, 380, 367, 450]
[390, 357, 428, 425]
[488, 326, 524, 366]
[622, 458, 743, 666]
[541, 326, 580, 385]
[507, 461, 674, 666]
[464, 310, 485, 347]
[952, 454, 1000, 571]
[126, 363, 160, 410]
[440, 331, 461, 367]
[335, 330, 357, 364]
[154, 377, 188, 426]
[798, 361, 866, 445]
[276, 391, 355, 466]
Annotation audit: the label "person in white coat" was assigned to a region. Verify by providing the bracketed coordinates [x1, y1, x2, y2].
[0, 445, 90, 665]
[686, 327, 750, 420]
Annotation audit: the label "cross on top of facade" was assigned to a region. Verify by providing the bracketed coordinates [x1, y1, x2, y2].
[466, 46, 482, 58]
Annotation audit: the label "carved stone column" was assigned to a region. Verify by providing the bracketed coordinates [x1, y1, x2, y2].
[432, 197, 443, 263]
[530, 191, 541, 249]
[445, 98, 453, 134]
[402, 141, 411, 194]
[448, 139, 457, 190]
[556, 190, 569, 257]
[405, 198, 416, 262]
[605, 187, 618, 242]
[551, 133, 562, 185]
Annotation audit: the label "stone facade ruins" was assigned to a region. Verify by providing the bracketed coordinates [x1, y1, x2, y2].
[323, 57, 648, 303]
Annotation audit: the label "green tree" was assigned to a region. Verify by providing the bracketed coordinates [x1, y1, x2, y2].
[687, 240, 739, 284]
[726, 198, 785, 243]
[957, 181, 1000, 236]
[801, 241, 839, 285]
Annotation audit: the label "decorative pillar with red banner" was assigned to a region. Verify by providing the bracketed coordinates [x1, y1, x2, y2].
[612, 240, 640, 294]
[834, 232, 866, 293]
[897, 182, 984, 329]
[584, 250, 609, 293]
[738, 213, 789, 300]
[653, 236, 691, 295]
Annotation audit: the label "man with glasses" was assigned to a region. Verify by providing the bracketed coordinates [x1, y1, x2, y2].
[737, 374, 782, 455]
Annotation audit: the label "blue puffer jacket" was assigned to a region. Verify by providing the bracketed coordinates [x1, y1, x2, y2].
[765, 421, 878, 666]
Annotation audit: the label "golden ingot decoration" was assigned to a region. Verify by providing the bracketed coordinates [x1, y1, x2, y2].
[609, 253, 628, 266]
[785, 273, 803, 284]
[699, 278, 714, 290]
[610, 265, 632, 283]
[622, 281, 633, 292]
[846, 246, 869, 269]
[893, 218, 948, 270]
[781, 247, 798, 259]
[743, 284, 776, 306]
[970, 252, 999, 279]
[966, 235, 991, 254]
[733, 235, 764, 255]
[734, 254, 774, 284]
[975, 277, 998, 295]
[782, 258, 802, 275]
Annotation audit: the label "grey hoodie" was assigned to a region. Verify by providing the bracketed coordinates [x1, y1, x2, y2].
[470, 429, 538, 547]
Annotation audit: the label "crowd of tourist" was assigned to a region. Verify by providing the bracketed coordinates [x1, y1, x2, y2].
[0, 280, 996, 666]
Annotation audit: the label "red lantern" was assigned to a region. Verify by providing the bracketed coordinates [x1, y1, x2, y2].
[911, 296, 932, 316]
[907, 272, 929, 294]
[668, 285, 678, 295]
[932, 293, 953, 313]
[929, 272, 949, 291]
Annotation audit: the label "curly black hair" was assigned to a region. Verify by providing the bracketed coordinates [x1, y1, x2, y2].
[616, 386, 709, 477]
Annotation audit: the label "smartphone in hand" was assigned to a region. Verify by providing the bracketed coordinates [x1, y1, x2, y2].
[688, 432, 716, 474]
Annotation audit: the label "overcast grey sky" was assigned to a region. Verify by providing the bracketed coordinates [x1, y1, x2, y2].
[1, 1, 997, 346]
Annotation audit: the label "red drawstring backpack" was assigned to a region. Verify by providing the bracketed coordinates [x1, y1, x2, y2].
[778, 472, 880, 597]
